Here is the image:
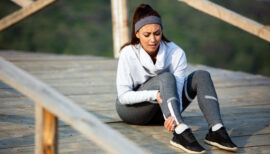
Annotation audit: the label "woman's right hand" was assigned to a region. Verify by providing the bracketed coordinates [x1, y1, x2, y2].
[157, 92, 162, 104]
[164, 116, 175, 131]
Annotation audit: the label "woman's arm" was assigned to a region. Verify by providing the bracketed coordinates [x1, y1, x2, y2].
[116, 51, 159, 104]
[119, 90, 159, 104]
[173, 49, 187, 112]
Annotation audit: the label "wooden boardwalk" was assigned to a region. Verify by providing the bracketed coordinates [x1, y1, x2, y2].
[0, 51, 269, 153]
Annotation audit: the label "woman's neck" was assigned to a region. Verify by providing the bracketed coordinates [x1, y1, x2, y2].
[148, 46, 159, 64]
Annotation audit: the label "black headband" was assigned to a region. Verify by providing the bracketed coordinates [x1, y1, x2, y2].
[135, 16, 162, 32]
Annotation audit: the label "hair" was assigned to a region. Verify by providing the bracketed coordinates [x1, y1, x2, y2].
[120, 4, 170, 50]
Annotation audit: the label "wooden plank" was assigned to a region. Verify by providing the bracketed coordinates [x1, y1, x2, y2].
[0, 0, 57, 31]
[111, 0, 129, 58]
[35, 104, 43, 154]
[108, 122, 270, 153]
[0, 51, 107, 61]
[1, 91, 269, 111]
[179, 0, 270, 42]
[2, 83, 269, 104]
[1, 116, 269, 153]
[7, 60, 268, 85]
[211, 146, 270, 154]
[1, 52, 270, 153]
[11, 0, 33, 7]
[0, 57, 146, 153]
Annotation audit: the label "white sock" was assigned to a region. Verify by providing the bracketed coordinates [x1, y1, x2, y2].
[212, 123, 223, 131]
[175, 123, 189, 134]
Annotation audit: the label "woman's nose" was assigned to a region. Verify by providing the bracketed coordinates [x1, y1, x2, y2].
[150, 35, 156, 42]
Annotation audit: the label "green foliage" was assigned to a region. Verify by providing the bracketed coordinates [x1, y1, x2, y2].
[0, 0, 269, 76]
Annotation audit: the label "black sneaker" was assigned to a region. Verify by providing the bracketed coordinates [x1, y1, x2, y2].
[204, 127, 237, 152]
[170, 128, 206, 153]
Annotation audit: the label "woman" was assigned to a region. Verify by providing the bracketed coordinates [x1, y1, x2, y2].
[116, 4, 237, 153]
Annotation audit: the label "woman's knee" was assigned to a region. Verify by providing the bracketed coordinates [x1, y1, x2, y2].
[193, 70, 211, 80]
[158, 72, 176, 83]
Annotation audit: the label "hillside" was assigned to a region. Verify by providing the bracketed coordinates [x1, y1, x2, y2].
[0, 0, 269, 76]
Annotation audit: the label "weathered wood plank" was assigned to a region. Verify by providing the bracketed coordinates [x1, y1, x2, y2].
[0, 51, 270, 153]
[0, 51, 108, 61]
[108, 122, 270, 153]
[0, 58, 146, 153]
[1, 84, 269, 113]
[35, 104, 43, 154]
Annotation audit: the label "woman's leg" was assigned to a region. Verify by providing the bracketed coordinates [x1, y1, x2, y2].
[156, 72, 184, 125]
[142, 72, 205, 153]
[116, 72, 183, 125]
[116, 99, 160, 125]
[116, 72, 205, 153]
[184, 70, 237, 151]
[184, 70, 223, 127]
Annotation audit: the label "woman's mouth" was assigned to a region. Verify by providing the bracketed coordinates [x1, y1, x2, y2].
[149, 44, 156, 48]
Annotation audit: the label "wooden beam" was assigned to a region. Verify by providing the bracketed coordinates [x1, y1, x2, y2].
[179, 0, 270, 43]
[43, 108, 58, 154]
[11, 0, 33, 7]
[35, 103, 43, 154]
[0, 0, 57, 31]
[111, 0, 129, 58]
[35, 104, 58, 154]
[0, 57, 146, 154]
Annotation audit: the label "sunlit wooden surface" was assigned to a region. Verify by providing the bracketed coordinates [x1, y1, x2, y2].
[0, 51, 269, 153]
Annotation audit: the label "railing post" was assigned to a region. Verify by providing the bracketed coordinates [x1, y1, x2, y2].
[111, 0, 129, 58]
[35, 104, 58, 154]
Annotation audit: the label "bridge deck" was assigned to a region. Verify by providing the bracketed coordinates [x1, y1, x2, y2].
[0, 51, 269, 153]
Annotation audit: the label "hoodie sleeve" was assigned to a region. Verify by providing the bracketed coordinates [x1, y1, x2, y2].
[172, 48, 187, 112]
[116, 50, 159, 104]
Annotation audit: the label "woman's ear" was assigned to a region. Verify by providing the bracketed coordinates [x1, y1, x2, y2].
[136, 32, 140, 39]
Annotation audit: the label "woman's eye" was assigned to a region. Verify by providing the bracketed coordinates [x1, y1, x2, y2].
[155, 33, 161, 36]
[144, 34, 150, 37]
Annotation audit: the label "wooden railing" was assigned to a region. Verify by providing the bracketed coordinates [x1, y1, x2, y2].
[111, 0, 129, 58]
[0, 0, 58, 31]
[179, 0, 270, 43]
[0, 57, 146, 154]
[111, 0, 270, 58]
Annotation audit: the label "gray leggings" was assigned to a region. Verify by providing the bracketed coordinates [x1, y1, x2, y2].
[116, 70, 223, 127]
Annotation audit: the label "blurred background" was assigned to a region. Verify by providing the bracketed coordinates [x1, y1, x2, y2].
[0, 0, 269, 76]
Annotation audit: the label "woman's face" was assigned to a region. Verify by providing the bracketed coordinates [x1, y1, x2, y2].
[136, 24, 162, 55]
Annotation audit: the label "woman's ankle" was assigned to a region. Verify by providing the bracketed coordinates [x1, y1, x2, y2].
[175, 123, 189, 134]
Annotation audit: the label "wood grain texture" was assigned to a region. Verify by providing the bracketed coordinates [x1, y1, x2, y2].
[42, 108, 58, 154]
[179, 0, 270, 42]
[111, 0, 129, 58]
[0, 57, 146, 154]
[0, 51, 269, 153]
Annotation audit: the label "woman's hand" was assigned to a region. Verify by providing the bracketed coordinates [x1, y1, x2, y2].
[157, 92, 162, 104]
[164, 116, 175, 132]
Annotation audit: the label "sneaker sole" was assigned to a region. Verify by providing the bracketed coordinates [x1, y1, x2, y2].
[204, 139, 237, 152]
[170, 140, 206, 154]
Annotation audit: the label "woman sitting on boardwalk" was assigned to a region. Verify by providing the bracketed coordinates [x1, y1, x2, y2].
[115, 4, 237, 153]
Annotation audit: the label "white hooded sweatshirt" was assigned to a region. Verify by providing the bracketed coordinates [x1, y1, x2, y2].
[116, 41, 187, 108]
